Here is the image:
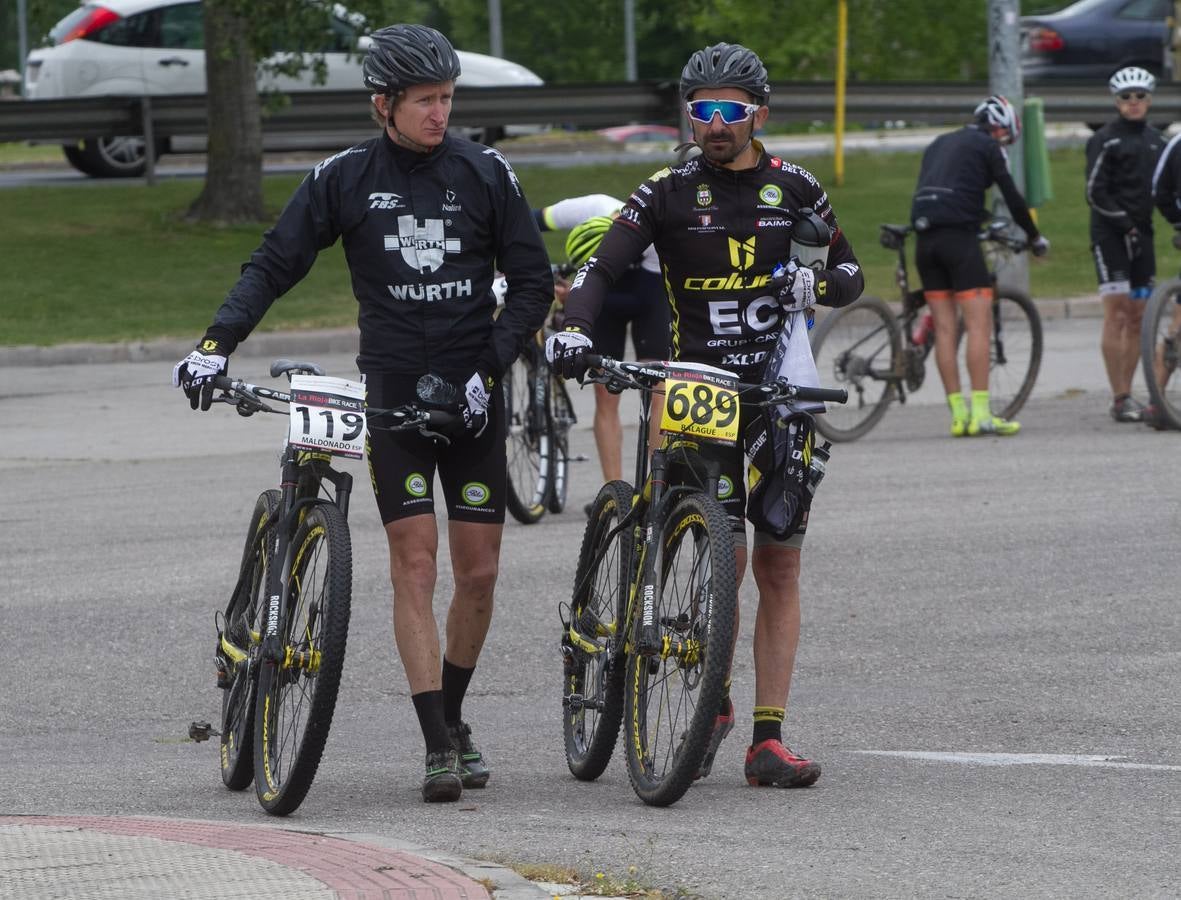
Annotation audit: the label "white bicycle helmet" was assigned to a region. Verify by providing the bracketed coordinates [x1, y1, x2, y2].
[974, 95, 1020, 144]
[1109, 66, 1156, 95]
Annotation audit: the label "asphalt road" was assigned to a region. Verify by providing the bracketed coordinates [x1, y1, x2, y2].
[1, 313, 1178, 898]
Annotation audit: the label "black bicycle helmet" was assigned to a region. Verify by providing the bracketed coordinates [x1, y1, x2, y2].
[679, 43, 770, 105]
[363, 24, 462, 94]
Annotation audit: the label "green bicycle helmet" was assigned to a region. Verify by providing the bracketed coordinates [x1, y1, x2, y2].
[565, 215, 615, 268]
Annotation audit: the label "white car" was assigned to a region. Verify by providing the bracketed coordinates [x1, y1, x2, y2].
[25, 0, 545, 177]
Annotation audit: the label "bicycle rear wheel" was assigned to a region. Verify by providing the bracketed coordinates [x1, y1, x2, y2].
[624, 490, 737, 806]
[984, 290, 1042, 419]
[253, 502, 352, 816]
[810, 296, 901, 442]
[547, 374, 576, 514]
[563, 480, 632, 780]
[1140, 278, 1181, 429]
[218, 489, 280, 791]
[504, 350, 551, 524]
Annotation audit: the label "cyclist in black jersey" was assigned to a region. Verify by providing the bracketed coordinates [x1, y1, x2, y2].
[535, 195, 670, 511]
[547, 43, 864, 789]
[1086, 66, 1166, 423]
[172, 24, 552, 804]
[910, 95, 1049, 437]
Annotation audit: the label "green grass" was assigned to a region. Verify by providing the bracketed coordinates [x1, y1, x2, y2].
[0, 141, 65, 166]
[1, 144, 1161, 347]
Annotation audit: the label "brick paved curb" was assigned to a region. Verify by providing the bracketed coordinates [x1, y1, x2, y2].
[0, 815, 548, 899]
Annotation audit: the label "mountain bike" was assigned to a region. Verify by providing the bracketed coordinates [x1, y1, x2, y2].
[810, 219, 1043, 441]
[503, 268, 579, 524]
[559, 355, 846, 806]
[190, 358, 458, 815]
[1140, 274, 1181, 429]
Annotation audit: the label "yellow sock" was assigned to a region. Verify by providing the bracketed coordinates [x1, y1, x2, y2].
[948, 392, 968, 421]
[970, 390, 991, 421]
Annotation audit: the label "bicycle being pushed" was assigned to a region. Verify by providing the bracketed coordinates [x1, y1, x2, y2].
[1140, 271, 1181, 430]
[189, 358, 458, 815]
[810, 219, 1043, 441]
[559, 354, 846, 806]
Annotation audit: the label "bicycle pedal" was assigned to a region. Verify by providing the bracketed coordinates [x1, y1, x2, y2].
[188, 721, 219, 742]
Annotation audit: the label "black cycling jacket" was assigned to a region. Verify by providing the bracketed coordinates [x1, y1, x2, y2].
[1152, 132, 1181, 228]
[910, 124, 1038, 239]
[1086, 116, 1165, 236]
[205, 132, 552, 382]
[562, 142, 864, 378]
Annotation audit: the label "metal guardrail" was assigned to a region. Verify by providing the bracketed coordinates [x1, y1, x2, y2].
[1, 79, 1177, 146]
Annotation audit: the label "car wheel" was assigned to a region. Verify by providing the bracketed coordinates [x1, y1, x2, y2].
[62, 143, 101, 177]
[475, 126, 505, 146]
[71, 135, 162, 178]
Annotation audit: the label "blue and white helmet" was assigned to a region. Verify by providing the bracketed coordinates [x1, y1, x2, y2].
[1109, 66, 1155, 95]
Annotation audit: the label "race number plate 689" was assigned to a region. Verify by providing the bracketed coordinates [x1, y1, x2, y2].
[287, 374, 366, 459]
[659, 378, 740, 443]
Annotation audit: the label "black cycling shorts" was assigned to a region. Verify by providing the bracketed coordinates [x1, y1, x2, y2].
[592, 268, 671, 360]
[914, 227, 990, 293]
[363, 372, 506, 525]
[682, 398, 807, 548]
[1091, 226, 1155, 294]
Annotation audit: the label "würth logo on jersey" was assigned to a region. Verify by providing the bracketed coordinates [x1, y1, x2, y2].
[384, 216, 461, 273]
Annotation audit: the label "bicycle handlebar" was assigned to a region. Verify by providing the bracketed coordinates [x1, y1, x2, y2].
[583, 354, 848, 405]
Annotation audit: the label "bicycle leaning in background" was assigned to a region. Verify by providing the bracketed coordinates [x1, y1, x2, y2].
[809, 219, 1043, 442]
[1140, 272, 1181, 430]
[501, 268, 580, 523]
[559, 355, 846, 806]
[190, 359, 458, 815]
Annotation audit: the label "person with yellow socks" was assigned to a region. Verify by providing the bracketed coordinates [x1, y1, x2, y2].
[948, 390, 1020, 436]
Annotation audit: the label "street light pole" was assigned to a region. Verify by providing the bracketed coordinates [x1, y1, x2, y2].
[17, 0, 29, 96]
[488, 0, 503, 57]
[624, 0, 637, 81]
[988, 0, 1028, 291]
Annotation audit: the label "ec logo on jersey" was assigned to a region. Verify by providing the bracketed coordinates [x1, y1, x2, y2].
[728, 235, 756, 270]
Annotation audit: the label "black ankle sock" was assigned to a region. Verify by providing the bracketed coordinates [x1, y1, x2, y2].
[442, 658, 475, 724]
[752, 706, 785, 745]
[412, 690, 451, 754]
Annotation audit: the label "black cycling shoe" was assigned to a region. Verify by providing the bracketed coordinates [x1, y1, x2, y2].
[448, 720, 491, 789]
[422, 749, 463, 802]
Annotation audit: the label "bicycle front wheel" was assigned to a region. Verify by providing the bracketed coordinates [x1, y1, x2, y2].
[547, 374, 575, 514]
[985, 291, 1043, 419]
[810, 296, 901, 442]
[219, 489, 280, 791]
[253, 502, 352, 816]
[624, 491, 737, 806]
[1141, 278, 1181, 429]
[563, 480, 632, 780]
[504, 351, 551, 524]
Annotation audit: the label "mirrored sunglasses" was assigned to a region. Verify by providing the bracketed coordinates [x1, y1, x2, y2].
[1118, 91, 1148, 101]
[686, 98, 759, 125]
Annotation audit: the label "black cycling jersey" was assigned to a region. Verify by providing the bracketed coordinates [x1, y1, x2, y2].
[910, 124, 1038, 239]
[204, 132, 553, 382]
[562, 142, 864, 380]
[1086, 116, 1165, 236]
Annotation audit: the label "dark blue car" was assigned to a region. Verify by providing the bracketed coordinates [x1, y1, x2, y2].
[1021, 0, 1171, 81]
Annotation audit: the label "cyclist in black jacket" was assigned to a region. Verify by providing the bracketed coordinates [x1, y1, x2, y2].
[910, 95, 1048, 438]
[1086, 66, 1166, 422]
[172, 24, 553, 803]
[548, 43, 864, 790]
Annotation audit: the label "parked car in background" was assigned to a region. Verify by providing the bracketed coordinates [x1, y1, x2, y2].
[596, 124, 680, 143]
[1020, 0, 1171, 83]
[24, 0, 545, 177]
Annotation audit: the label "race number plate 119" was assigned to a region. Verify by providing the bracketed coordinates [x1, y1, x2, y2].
[288, 375, 367, 459]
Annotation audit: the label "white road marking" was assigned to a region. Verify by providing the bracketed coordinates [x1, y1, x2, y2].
[854, 751, 1181, 772]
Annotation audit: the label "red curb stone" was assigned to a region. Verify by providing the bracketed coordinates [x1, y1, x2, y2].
[0, 815, 490, 899]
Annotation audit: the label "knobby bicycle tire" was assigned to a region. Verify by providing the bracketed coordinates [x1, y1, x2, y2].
[547, 374, 575, 515]
[253, 502, 352, 816]
[563, 480, 632, 780]
[1140, 277, 1181, 429]
[505, 351, 551, 524]
[624, 490, 737, 806]
[981, 290, 1042, 420]
[810, 296, 901, 442]
[219, 489, 280, 791]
